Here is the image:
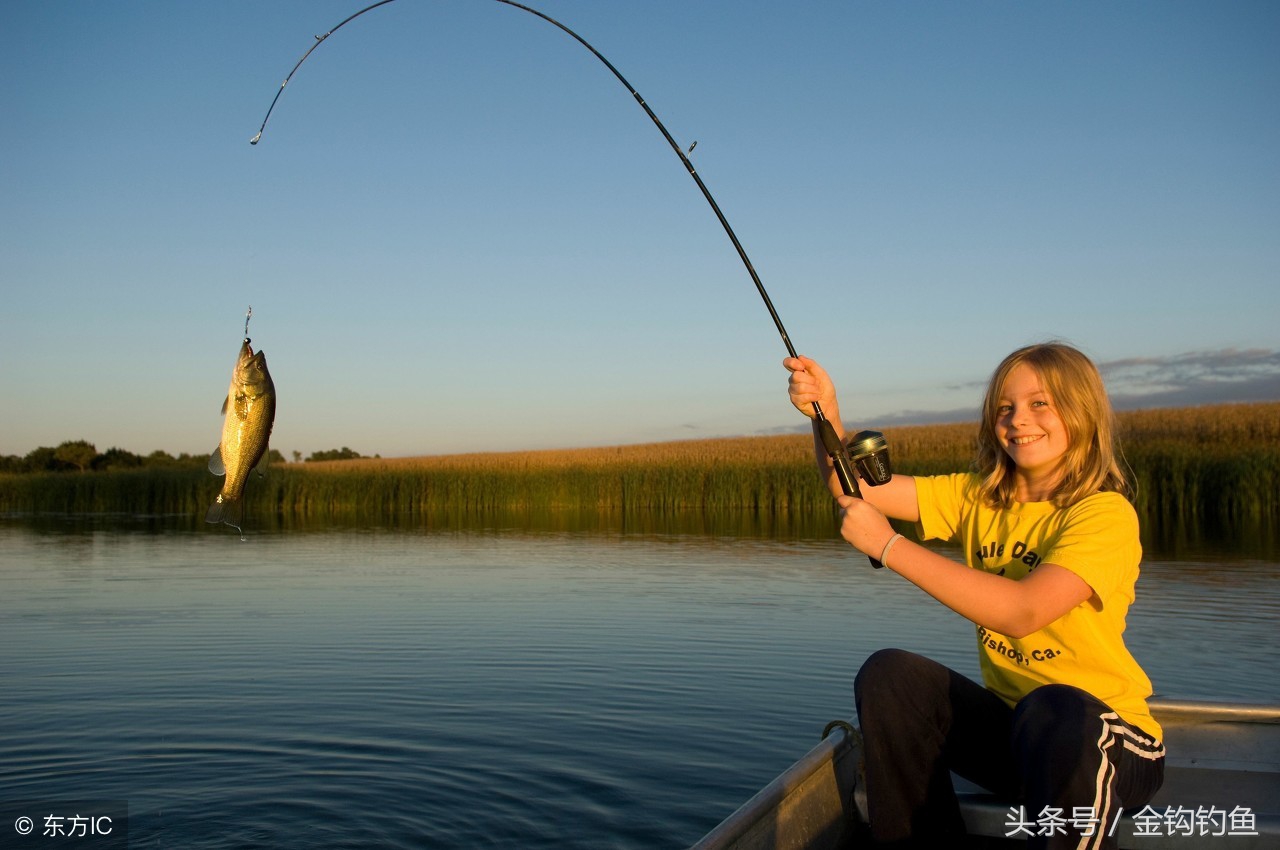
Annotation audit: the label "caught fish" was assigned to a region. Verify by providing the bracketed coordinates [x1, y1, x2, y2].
[207, 337, 276, 531]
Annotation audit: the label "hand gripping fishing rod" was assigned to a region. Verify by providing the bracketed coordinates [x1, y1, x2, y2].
[251, 0, 891, 565]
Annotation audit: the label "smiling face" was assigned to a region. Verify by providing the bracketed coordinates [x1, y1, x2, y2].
[994, 363, 1071, 498]
[975, 342, 1128, 508]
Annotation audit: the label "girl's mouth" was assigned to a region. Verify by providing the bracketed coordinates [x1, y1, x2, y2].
[1010, 435, 1044, 446]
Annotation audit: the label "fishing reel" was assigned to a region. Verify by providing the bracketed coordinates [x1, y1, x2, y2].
[816, 422, 893, 568]
[843, 430, 892, 487]
[841, 430, 892, 569]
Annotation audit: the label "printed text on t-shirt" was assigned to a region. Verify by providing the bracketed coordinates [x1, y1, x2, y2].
[975, 539, 1044, 572]
[977, 626, 1065, 666]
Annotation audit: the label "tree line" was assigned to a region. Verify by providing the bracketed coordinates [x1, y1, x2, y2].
[0, 440, 369, 474]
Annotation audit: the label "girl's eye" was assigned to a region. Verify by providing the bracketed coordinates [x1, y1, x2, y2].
[996, 404, 1013, 414]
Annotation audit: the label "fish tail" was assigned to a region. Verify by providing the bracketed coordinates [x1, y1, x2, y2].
[206, 493, 244, 532]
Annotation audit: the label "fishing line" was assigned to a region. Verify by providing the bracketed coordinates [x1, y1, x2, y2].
[251, 0, 878, 518]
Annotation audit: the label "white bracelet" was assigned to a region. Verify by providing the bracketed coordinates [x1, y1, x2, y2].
[880, 533, 904, 567]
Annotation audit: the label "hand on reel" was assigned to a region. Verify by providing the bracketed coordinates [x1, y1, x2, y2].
[816, 419, 892, 568]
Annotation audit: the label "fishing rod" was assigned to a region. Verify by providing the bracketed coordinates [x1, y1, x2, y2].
[251, 0, 891, 560]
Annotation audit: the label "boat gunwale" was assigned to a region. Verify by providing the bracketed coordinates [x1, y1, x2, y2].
[1147, 697, 1280, 723]
[689, 723, 857, 850]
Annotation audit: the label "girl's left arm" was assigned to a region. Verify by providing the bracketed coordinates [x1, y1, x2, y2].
[838, 496, 1093, 637]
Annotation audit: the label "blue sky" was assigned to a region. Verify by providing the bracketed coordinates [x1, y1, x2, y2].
[2, 1, 1277, 460]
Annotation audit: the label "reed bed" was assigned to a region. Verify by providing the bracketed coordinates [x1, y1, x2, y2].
[2, 403, 1276, 540]
[1118, 403, 1280, 533]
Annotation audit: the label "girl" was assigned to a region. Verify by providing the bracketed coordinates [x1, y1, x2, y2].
[784, 342, 1164, 850]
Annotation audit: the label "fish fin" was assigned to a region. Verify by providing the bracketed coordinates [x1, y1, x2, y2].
[254, 445, 271, 478]
[209, 446, 226, 476]
[221, 396, 229, 415]
[205, 494, 243, 532]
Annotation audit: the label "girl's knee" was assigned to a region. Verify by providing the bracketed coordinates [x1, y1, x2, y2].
[855, 649, 953, 720]
[1016, 684, 1098, 722]
[1011, 684, 1106, 757]
[858, 647, 916, 678]
[856, 648, 926, 698]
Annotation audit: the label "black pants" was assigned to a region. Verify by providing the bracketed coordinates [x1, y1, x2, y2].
[854, 648, 1165, 850]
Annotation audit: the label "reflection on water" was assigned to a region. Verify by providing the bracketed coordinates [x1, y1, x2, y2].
[1, 513, 1276, 849]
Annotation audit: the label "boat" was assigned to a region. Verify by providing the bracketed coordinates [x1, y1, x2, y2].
[690, 697, 1280, 849]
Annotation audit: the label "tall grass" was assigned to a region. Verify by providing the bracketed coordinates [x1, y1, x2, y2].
[258, 436, 827, 517]
[0, 467, 209, 517]
[1119, 404, 1280, 538]
[2, 403, 1276, 541]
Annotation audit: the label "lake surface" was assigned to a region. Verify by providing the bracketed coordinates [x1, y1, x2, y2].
[2, 515, 1277, 848]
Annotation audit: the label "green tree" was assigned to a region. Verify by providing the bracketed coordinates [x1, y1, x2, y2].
[144, 450, 178, 467]
[54, 440, 98, 472]
[25, 446, 60, 471]
[174, 452, 207, 468]
[306, 447, 364, 462]
[94, 447, 144, 471]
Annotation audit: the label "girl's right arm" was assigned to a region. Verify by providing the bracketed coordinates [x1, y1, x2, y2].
[784, 355, 920, 522]
[837, 492, 1094, 637]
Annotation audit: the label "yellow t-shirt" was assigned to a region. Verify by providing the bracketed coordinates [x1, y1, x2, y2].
[914, 472, 1162, 741]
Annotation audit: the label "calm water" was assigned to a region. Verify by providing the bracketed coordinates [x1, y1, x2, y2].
[1, 515, 1277, 849]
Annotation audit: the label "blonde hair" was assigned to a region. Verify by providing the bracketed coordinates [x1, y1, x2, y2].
[975, 342, 1131, 508]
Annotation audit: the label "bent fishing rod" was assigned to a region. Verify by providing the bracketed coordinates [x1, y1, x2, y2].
[251, 0, 891, 559]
